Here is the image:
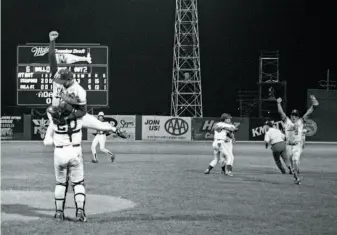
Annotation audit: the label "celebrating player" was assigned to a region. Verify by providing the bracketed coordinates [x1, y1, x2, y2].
[276, 95, 319, 182]
[91, 112, 116, 163]
[204, 113, 238, 176]
[264, 120, 300, 183]
[43, 104, 87, 222]
[48, 31, 126, 136]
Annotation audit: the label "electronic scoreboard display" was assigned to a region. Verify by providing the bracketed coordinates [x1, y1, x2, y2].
[16, 45, 109, 106]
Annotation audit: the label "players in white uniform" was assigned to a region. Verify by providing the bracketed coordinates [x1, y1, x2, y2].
[48, 31, 118, 133]
[43, 107, 87, 222]
[91, 112, 116, 163]
[204, 113, 238, 176]
[276, 96, 319, 183]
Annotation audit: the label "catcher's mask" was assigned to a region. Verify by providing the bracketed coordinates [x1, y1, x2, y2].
[54, 69, 74, 85]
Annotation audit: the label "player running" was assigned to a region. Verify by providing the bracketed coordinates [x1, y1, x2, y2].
[264, 120, 300, 183]
[204, 113, 238, 176]
[48, 31, 126, 136]
[276, 95, 319, 183]
[43, 104, 87, 222]
[91, 112, 116, 163]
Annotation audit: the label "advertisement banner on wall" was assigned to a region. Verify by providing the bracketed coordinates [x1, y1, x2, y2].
[31, 111, 50, 140]
[249, 118, 284, 141]
[141, 116, 191, 141]
[87, 115, 136, 142]
[192, 117, 250, 141]
[1, 116, 24, 140]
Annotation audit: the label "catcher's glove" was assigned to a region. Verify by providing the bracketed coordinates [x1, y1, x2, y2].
[59, 100, 74, 116]
[47, 106, 66, 125]
[115, 127, 128, 139]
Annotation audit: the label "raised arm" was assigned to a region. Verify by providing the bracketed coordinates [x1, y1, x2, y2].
[302, 95, 319, 121]
[276, 98, 287, 121]
[49, 31, 59, 77]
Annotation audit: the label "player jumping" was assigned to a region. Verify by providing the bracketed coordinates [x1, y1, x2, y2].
[43, 104, 87, 222]
[276, 95, 319, 184]
[204, 113, 238, 176]
[91, 112, 116, 163]
[48, 31, 126, 137]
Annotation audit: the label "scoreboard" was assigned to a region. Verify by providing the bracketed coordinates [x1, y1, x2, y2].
[16, 44, 109, 106]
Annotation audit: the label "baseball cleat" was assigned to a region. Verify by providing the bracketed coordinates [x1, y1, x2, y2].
[227, 171, 234, 177]
[294, 178, 301, 185]
[110, 153, 116, 163]
[54, 211, 65, 221]
[92, 159, 98, 163]
[76, 209, 87, 222]
[204, 169, 210, 174]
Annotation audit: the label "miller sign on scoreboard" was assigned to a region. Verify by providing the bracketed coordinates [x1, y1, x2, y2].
[16, 45, 109, 106]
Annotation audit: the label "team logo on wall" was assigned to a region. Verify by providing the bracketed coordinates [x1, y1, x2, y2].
[303, 119, 317, 136]
[164, 118, 189, 136]
[32, 118, 50, 139]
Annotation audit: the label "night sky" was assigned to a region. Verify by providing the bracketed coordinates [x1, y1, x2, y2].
[1, 0, 335, 117]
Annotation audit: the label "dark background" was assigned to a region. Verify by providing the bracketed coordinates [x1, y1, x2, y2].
[1, 0, 336, 116]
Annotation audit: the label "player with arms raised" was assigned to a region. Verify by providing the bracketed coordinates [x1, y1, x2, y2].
[276, 95, 319, 184]
[48, 31, 127, 137]
[204, 113, 238, 176]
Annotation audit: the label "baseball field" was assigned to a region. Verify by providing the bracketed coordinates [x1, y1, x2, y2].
[1, 141, 337, 235]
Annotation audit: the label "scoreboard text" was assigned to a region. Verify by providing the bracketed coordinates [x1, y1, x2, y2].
[16, 45, 109, 106]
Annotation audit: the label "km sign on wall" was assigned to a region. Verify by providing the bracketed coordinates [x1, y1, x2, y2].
[141, 116, 191, 141]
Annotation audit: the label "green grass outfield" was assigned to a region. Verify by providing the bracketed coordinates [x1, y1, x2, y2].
[1, 141, 337, 235]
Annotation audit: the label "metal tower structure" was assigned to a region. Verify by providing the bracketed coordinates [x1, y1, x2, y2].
[171, 0, 203, 117]
[258, 50, 287, 118]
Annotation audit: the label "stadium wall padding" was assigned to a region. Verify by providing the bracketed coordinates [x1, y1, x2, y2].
[1, 113, 335, 142]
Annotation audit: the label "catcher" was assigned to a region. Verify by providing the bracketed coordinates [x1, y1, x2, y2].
[43, 103, 87, 222]
[48, 31, 126, 134]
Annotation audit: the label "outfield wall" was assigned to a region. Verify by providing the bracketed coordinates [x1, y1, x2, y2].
[0, 113, 332, 142]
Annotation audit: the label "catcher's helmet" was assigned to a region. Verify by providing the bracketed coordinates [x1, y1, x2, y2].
[290, 109, 300, 117]
[220, 113, 232, 121]
[54, 69, 73, 84]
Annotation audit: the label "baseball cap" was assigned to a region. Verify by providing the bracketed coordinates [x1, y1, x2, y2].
[54, 69, 73, 84]
[290, 109, 300, 117]
[98, 111, 104, 116]
[220, 113, 232, 121]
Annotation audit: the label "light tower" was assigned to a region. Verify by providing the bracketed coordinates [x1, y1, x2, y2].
[258, 50, 287, 118]
[171, 0, 203, 117]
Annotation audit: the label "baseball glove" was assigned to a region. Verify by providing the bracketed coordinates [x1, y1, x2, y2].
[59, 100, 74, 116]
[115, 127, 128, 139]
[47, 106, 66, 125]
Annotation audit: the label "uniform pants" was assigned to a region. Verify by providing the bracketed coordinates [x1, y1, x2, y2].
[91, 134, 111, 154]
[83, 114, 115, 132]
[271, 141, 291, 173]
[287, 143, 302, 164]
[210, 140, 234, 168]
[54, 145, 83, 184]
